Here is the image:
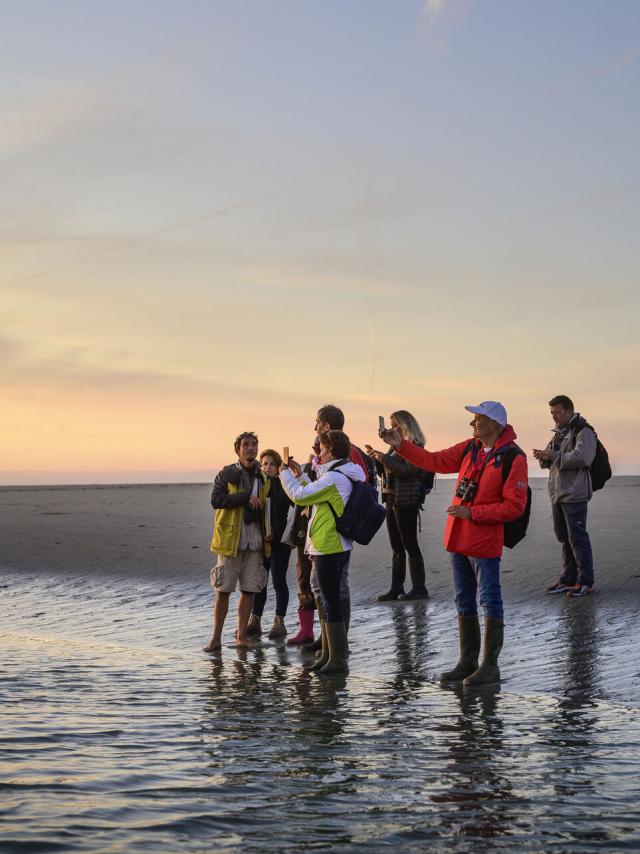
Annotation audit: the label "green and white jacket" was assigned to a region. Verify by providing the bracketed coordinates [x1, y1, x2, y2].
[280, 460, 366, 555]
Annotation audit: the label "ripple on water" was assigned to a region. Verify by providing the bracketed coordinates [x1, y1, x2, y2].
[2, 568, 640, 852]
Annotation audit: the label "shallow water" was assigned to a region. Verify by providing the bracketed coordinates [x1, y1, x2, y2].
[2, 481, 640, 851]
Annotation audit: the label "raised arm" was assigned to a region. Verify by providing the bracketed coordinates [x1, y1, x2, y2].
[395, 438, 470, 475]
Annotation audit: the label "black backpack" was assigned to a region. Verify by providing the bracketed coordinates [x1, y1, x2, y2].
[463, 441, 531, 549]
[570, 420, 612, 492]
[325, 461, 386, 546]
[500, 447, 532, 549]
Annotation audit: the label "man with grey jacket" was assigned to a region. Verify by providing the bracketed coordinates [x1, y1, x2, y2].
[533, 395, 597, 598]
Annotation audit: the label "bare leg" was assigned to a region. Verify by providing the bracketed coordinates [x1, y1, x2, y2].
[203, 591, 230, 652]
[236, 591, 256, 649]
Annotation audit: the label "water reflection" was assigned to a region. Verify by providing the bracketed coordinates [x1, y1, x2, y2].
[547, 602, 600, 807]
[434, 686, 513, 841]
[560, 600, 600, 705]
[391, 604, 430, 684]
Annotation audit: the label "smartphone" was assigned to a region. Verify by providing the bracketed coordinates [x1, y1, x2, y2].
[378, 416, 386, 437]
[283, 446, 290, 464]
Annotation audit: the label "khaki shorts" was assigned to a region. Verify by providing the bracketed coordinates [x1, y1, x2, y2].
[211, 550, 267, 594]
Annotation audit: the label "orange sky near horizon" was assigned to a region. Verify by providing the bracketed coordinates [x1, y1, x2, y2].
[2, 2, 639, 483]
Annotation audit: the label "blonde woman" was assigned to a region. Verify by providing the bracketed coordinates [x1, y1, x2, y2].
[367, 410, 432, 601]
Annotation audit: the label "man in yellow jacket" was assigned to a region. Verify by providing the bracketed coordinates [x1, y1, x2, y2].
[203, 431, 270, 652]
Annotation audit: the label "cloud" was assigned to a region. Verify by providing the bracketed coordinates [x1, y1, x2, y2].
[420, 0, 467, 40]
[0, 331, 323, 411]
[0, 93, 98, 158]
[423, 0, 447, 16]
[239, 266, 411, 298]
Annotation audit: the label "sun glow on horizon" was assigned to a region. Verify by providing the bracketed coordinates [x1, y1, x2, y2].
[2, 2, 639, 481]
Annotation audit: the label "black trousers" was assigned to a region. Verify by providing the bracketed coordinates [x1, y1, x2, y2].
[387, 502, 422, 560]
[386, 500, 426, 592]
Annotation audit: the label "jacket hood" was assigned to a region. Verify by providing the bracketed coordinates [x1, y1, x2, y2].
[497, 424, 517, 448]
[472, 424, 517, 452]
[323, 459, 367, 481]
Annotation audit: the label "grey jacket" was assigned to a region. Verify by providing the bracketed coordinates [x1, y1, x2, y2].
[539, 414, 597, 504]
[380, 450, 424, 508]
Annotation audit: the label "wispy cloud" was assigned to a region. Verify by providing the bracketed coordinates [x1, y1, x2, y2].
[423, 0, 448, 17]
[422, 0, 463, 23]
[420, 0, 467, 40]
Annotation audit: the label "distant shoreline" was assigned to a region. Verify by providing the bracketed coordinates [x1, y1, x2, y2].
[1, 475, 639, 490]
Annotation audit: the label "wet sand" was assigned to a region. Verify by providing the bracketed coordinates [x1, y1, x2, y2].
[1, 479, 640, 851]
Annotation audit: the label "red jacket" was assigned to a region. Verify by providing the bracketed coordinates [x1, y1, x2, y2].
[349, 445, 369, 481]
[397, 425, 529, 558]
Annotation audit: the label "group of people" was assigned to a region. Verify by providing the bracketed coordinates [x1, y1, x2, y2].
[203, 395, 599, 684]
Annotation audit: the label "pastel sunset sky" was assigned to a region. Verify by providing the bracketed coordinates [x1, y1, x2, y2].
[2, 0, 639, 483]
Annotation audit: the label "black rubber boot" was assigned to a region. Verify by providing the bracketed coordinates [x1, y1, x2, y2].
[377, 554, 406, 601]
[399, 552, 428, 599]
[463, 619, 504, 687]
[440, 615, 481, 683]
[319, 621, 349, 674]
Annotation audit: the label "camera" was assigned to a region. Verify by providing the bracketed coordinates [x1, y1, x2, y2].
[455, 478, 477, 502]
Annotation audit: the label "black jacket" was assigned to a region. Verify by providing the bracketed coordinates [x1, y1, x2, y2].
[378, 450, 424, 508]
[211, 461, 265, 510]
[268, 476, 294, 544]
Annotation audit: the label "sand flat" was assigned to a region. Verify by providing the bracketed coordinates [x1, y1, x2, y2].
[1, 479, 640, 851]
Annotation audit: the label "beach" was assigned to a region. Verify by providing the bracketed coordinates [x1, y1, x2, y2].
[2, 478, 640, 851]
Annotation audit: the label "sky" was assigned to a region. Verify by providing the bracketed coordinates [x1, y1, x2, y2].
[2, 0, 639, 483]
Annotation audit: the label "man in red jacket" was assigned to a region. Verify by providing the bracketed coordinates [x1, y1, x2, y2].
[382, 401, 528, 686]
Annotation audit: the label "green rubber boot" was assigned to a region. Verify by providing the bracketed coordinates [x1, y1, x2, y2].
[463, 619, 504, 687]
[305, 620, 329, 671]
[440, 615, 481, 683]
[319, 621, 349, 674]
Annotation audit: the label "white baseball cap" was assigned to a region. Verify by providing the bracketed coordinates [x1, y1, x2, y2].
[465, 401, 507, 427]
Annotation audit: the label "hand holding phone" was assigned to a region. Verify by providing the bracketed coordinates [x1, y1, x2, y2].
[283, 446, 290, 464]
[288, 459, 302, 477]
[378, 416, 386, 438]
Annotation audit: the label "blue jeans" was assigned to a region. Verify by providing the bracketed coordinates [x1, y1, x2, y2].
[316, 552, 351, 622]
[450, 553, 503, 620]
[252, 542, 291, 618]
[552, 501, 594, 587]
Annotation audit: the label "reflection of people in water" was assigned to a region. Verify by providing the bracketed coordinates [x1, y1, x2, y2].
[561, 601, 600, 702]
[201, 660, 349, 791]
[548, 603, 600, 801]
[375, 607, 431, 731]
[434, 687, 512, 839]
[391, 605, 429, 684]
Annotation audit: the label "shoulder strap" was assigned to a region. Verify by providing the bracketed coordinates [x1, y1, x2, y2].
[500, 444, 525, 483]
[569, 416, 597, 445]
[463, 439, 477, 460]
